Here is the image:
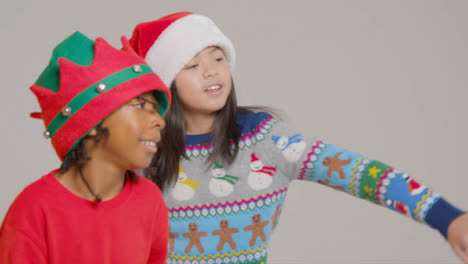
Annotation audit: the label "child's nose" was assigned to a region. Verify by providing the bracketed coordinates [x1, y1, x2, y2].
[149, 111, 165, 130]
[203, 63, 218, 78]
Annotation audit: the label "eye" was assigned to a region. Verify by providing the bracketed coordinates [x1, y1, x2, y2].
[133, 101, 146, 109]
[215, 57, 224, 62]
[146, 101, 160, 112]
[185, 63, 198, 70]
[134, 96, 160, 112]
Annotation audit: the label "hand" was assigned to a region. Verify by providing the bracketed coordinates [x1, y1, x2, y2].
[448, 213, 468, 263]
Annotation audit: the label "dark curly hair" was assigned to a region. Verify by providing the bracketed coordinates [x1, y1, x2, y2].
[59, 123, 137, 202]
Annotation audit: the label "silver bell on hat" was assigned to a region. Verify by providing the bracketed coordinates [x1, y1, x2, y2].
[61, 106, 72, 116]
[132, 65, 142, 73]
[96, 83, 106, 93]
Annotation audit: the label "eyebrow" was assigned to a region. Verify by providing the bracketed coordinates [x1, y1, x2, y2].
[209, 46, 223, 54]
[136, 96, 159, 107]
[192, 46, 223, 60]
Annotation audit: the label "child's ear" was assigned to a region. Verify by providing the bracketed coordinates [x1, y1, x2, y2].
[88, 127, 97, 136]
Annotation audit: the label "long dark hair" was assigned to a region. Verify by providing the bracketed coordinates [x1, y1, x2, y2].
[145, 80, 276, 191]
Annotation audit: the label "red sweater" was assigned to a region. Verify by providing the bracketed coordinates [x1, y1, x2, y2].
[0, 170, 168, 264]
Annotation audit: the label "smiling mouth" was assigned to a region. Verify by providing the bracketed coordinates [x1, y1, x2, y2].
[141, 140, 156, 146]
[141, 140, 158, 153]
[206, 84, 222, 91]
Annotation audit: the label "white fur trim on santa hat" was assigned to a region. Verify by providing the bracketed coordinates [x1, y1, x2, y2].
[145, 14, 236, 87]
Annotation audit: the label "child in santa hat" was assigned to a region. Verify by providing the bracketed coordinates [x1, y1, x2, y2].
[129, 12, 468, 263]
[0, 31, 171, 264]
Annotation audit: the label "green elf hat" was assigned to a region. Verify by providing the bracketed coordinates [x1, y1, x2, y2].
[30, 31, 171, 161]
[213, 161, 224, 169]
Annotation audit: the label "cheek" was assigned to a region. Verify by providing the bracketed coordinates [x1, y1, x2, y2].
[224, 82, 232, 97]
[175, 80, 201, 106]
[175, 72, 199, 94]
[176, 89, 194, 107]
[221, 65, 232, 85]
[108, 114, 141, 143]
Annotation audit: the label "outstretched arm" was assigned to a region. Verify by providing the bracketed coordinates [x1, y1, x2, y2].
[448, 213, 468, 263]
[264, 115, 465, 241]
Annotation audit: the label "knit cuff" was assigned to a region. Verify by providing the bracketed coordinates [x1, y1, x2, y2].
[424, 197, 465, 239]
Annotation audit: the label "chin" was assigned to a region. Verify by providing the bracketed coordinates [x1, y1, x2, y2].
[128, 158, 153, 171]
[138, 161, 153, 170]
[207, 104, 227, 113]
[208, 98, 229, 111]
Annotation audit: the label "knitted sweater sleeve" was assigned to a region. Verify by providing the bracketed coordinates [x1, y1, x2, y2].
[264, 116, 464, 238]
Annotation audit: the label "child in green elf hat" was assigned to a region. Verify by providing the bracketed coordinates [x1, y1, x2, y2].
[0, 31, 171, 264]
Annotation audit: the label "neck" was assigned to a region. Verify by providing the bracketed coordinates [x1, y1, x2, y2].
[184, 110, 217, 135]
[56, 161, 126, 202]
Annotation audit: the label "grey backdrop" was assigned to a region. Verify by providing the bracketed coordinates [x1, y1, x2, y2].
[1, 1, 467, 263]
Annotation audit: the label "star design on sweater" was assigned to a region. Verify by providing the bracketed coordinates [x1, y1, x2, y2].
[368, 166, 381, 178]
[364, 185, 373, 194]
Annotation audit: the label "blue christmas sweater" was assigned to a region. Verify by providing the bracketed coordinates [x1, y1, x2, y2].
[164, 111, 463, 264]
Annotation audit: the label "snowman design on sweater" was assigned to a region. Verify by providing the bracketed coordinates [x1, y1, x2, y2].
[248, 152, 277, 190]
[272, 134, 306, 162]
[163, 111, 460, 264]
[171, 164, 200, 201]
[209, 161, 240, 197]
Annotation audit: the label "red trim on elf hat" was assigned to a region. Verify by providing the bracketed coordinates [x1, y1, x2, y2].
[52, 73, 165, 160]
[31, 37, 154, 128]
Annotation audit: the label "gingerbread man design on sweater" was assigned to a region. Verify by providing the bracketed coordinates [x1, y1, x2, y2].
[272, 204, 282, 229]
[182, 223, 207, 253]
[248, 152, 277, 190]
[322, 152, 351, 179]
[317, 179, 345, 191]
[243, 214, 270, 247]
[169, 231, 179, 252]
[212, 219, 239, 251]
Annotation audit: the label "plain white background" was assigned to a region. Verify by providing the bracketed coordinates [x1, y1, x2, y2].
[0, 1, 467, 263]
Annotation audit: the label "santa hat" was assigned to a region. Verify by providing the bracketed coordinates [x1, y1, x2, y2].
[251, 152, 260, 163]
[129, 11, 236, 87]
[30, 31, 171, 161]
[402, 174, 426, 195]
[386, 199, 411, 217]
